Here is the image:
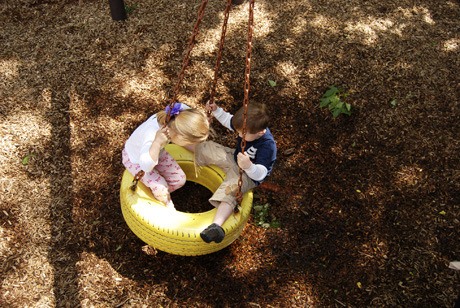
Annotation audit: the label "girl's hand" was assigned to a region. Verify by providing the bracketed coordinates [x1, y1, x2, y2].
[149, 127, 170, 162]
[237, 152, 252, 170]
[206, 100, 218, 112]
[154, 126, 170, 147]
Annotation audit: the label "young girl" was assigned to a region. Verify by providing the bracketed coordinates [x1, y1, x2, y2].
[122, 102, 209, 209]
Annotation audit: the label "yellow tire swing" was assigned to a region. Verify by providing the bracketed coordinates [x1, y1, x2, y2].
[120, 145, 253, 256]
[120, 0, 256, 256]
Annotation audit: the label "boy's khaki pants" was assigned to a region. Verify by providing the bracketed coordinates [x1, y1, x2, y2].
[194, 141, 256, 208]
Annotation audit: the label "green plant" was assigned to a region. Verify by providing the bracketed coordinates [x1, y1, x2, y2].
[320, 86, 352, 118]
[125, 4, 138, 14]
[253, 203, 280, 228]
[21, 153, 34, 165]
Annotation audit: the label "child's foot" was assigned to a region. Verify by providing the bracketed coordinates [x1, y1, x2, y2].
[200, 223, 225, 243]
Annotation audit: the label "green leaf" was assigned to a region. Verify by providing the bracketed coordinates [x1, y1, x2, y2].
[320, 85, 352, 118]
[125, 4, 137, 14]
[21, 153, 34, 165]
[320, 98, 330, 107]
[324, 86, 339, 97]
[268, 80, 277, 87]
[332, 109, 341, 118]
[22, 156, 30, 165]
[329, 95, 340, 104]
[390, 99, 397, 107]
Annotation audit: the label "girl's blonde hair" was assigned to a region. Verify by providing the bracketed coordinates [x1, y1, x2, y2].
[157, 108, 209, 145]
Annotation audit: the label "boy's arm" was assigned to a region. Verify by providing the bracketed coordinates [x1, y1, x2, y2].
[237, 152, 268, 182]
[243, 163, 268, 182]
[206, 101, 234, 131]
[212, 106, 234, 131]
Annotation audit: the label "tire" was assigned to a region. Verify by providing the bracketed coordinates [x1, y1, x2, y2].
[120, 144, 253, 256]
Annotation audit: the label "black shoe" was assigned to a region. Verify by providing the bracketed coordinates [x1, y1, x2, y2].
[200, 223, 225, 243]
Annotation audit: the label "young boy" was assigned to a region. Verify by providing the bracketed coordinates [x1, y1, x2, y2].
[194, 101, 277, 243]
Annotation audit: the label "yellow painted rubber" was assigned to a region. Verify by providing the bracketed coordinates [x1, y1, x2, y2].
[120, 144, 253, 256]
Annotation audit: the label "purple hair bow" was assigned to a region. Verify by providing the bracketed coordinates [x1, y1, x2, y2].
[165, 103, 183, 117]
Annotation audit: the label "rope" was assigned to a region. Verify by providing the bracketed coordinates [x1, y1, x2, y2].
[236, 0, 255, 207]
[131, 0, 255, 199]
[168, 0, 209, 123]
[132, 0, 209, 191]
[130, 170, 145, 191]
[208, 0, 233, 111]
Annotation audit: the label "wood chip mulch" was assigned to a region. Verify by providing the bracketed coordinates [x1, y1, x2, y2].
[1, 0, 459, 307]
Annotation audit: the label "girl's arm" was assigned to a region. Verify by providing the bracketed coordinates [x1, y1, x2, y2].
[139, 142, 157, 172]
[138, 127, 169, 172]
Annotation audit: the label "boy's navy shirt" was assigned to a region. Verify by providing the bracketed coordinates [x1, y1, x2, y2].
[232, 126, 277, 185]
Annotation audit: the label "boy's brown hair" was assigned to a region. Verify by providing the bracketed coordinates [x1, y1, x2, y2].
[232, 103, 269, 134]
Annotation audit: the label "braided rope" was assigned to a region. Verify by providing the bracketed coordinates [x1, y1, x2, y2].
[236, 0, 255, 206]
[132, 0, 209, 189]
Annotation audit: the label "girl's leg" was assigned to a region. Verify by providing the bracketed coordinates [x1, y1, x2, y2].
[122, 149, 172, 207]
[155, 150, 186, 193]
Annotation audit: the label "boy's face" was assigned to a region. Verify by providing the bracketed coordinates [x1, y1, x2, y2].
[236, 129, 266, 142]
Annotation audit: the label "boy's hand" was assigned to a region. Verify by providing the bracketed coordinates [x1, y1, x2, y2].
[237, 152, 252, 170]
[206, 100, 218, 112]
